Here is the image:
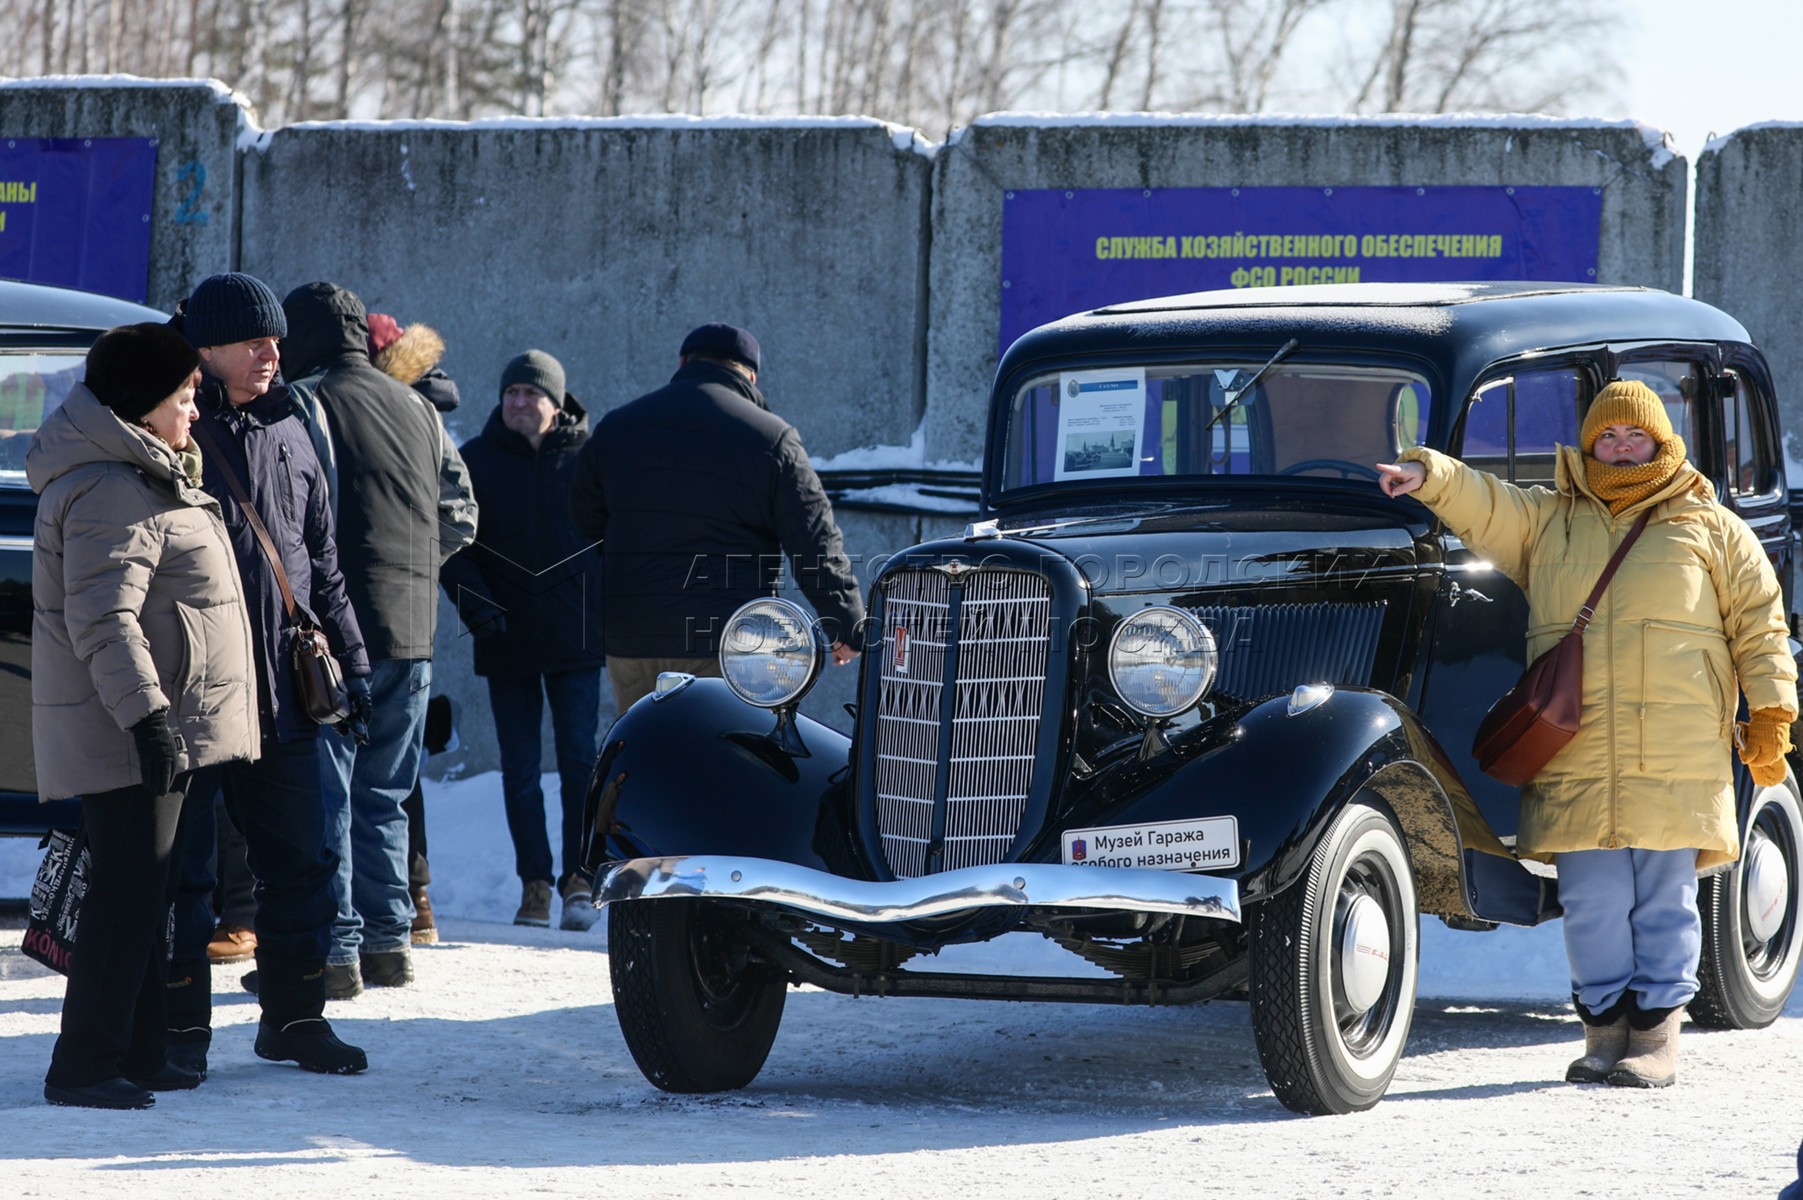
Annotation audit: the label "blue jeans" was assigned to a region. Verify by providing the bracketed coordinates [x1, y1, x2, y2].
[1558, 846, 1702, 1012]
[320, 658, 430, 963]
[487, 668, 602, 887]
[176, 735, 338, 968]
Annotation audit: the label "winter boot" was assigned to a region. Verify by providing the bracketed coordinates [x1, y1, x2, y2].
[324, 962, 363, 1000]
[44, 1077, 154, 1110]
[410, 884, 438, 945]
[163, 958, 212, 1081]
[127, 1062, 204, 1091]
[1607, 1002, 1684, 1088]
[251, 954, 368, 1075]
[361, 948, 414, 988]
[514, 879, 553, 927]
[559, 876, 601, 932]
[1565, 994, 1631, 1084]
[254, 1017, 369, 1074]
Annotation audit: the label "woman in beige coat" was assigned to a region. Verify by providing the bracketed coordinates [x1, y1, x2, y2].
[29, 323, 257, 1110]
[1377, 379, 1797, 1089]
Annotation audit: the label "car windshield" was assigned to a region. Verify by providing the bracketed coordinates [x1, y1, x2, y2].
[999, 360, 1433, 493]
[0, 351, 86, 488]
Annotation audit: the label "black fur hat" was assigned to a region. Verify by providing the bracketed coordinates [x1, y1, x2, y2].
[85, 323, 201, 423]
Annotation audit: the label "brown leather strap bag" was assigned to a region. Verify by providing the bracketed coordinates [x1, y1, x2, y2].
[1471, 510, 1650, 787]
[190, 419, 351, 724]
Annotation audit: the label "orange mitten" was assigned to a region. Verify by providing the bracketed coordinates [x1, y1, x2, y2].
[1738, 706, 1795, 787]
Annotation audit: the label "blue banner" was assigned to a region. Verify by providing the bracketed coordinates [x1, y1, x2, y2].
[0, 137, 157, 302]
[999, 185, 1602, 353]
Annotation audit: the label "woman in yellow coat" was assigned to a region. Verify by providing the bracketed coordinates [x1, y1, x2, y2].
[1376, 379, 1797, 1089]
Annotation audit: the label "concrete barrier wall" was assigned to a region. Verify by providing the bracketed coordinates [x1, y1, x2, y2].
[1693, 124, 1803, 463]
[924, 116, 1690, 461]
[234, 118, 933, 776]
[0, 80, 247, 310]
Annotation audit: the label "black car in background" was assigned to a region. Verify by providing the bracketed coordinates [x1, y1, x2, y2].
[586, 282, 1803, 1114]
[0, 278, 166, 837]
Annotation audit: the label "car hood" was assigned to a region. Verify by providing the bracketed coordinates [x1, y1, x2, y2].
[982, 498, 1425, 595]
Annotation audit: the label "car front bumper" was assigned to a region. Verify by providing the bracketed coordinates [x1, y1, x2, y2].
[596, 855, 1241, 925]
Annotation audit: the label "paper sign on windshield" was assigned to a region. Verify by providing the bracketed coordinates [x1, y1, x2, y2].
[1054, 368, 1145, 481]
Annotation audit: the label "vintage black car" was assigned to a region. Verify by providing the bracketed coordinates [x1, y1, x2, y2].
[0, 278, 166, 838]
[584, 282, 1803, 1115]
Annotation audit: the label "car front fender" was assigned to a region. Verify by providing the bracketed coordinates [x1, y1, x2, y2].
[580, 677, 852, 877]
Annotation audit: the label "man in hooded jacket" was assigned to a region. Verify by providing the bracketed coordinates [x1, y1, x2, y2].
[279, 281, 475, 995]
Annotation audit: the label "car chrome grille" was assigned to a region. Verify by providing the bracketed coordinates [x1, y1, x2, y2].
[1187, 601, 1385, 701]
[873, 568, 1053, 879]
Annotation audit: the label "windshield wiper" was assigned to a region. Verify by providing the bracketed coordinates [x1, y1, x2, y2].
[1198, 337, 1300, 439]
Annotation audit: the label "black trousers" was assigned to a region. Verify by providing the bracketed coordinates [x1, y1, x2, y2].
[45, 779, 189, 1088]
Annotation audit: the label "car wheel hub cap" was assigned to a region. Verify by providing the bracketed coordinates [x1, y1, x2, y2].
[1744, 833, 1790, 944]
[1338, 892, 1392, 1015]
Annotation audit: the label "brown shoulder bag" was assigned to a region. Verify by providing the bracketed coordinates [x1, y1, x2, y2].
[1471, 511, 1650, 787]
[190, 420, 352, 724]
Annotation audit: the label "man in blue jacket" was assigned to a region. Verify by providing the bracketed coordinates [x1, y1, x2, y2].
[168, 272, 372, 1078]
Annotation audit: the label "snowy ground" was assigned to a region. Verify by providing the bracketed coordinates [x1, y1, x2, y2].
[3, 772, 1801, 1198]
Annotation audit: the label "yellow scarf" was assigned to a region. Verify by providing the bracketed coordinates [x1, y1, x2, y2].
[1582, 436, 1694, 516]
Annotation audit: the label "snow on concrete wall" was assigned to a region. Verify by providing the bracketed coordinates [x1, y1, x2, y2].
[0, 78, 249, 311]
[235, 119, 933, 776]
[1693, 124, 1803, 473]
[924, 116, 1689, 462]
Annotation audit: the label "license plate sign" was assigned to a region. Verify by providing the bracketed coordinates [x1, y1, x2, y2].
[1061, 816, 1240, 872]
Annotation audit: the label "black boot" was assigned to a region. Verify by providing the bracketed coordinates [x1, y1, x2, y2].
[127, 1062, 205, 1091]
[251, 954, 368, 1075]
[44, 1077, 155, 1110]
[163, 957, 212, 1081]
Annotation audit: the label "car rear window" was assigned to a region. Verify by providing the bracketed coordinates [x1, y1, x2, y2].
[0, 351, 86, 487]
[1000, 362, 1432, 492]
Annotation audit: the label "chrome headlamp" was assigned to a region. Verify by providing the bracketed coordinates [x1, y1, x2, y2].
[1106, 606, 1217, 718]
[719, 598, 824, 708]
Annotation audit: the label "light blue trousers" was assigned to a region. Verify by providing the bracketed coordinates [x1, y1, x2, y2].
[1557, 846, 1701, 1013]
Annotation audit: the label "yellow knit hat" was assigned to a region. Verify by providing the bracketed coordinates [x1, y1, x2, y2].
[1580, 379, 1674, 452]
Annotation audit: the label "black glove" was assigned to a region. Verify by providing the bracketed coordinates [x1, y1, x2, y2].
[336, 675, 373, 746]
[468, 609, 507, 642]
[131, 708, 179, 796]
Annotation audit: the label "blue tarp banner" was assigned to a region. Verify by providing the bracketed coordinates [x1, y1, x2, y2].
[0, 137, 157, 302]
[998, 185, 1603, 353]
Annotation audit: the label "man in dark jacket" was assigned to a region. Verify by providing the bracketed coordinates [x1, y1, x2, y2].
[168, 272, 371, 1077]
[280, 281, 474, 995]
[569, 322, 864, 709]
[441, 350, 604, 930]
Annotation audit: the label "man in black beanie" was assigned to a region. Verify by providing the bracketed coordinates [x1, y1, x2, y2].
[569, 322, 864, 710]
[167, 271, 373, 1077]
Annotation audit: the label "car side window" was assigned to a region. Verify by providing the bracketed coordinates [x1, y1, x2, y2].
[1457, 366, 1581, 487]
[1613, 360, 1702, 470]
[0, 351, 87, 487]
[1724, 368, 1781, 502]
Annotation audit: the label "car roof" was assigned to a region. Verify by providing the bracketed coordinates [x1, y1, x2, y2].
[999, 282, 1754, 389]
[0, 277, 168, 334]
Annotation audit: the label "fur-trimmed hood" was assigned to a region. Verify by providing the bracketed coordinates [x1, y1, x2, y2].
[372, 323, 446, 386]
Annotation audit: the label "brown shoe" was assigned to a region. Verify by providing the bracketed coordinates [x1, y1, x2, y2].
[410, 885, 438, 945]
[206, 923, 257, 964]
[514, 879, 552, 927]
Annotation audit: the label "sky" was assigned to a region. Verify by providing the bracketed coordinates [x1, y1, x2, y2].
[1609, 0, 1803, 157]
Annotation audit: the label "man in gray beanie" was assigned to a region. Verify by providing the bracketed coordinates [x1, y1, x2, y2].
[441, 349, 604, 929]
[168, 271, 373, 1078]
